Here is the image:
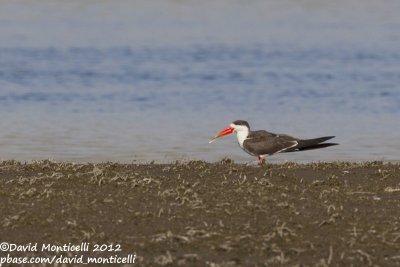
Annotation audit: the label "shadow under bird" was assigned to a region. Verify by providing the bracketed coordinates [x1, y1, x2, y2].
[209, 120, 338, 165]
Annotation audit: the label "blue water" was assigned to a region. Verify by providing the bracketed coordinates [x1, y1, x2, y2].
[0, 1, 399, 162]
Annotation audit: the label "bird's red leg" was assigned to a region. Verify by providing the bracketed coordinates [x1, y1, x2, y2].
[258, 156, 266, 166]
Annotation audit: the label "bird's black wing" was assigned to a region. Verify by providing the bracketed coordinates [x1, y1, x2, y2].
[243, 130, 299, 156]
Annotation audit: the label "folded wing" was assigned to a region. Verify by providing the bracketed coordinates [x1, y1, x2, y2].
[243, 131, 299, 156]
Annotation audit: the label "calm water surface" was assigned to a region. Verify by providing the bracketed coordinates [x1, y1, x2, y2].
[0, 1, 399, 163]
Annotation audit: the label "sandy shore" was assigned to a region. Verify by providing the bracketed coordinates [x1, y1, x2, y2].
[0, 160, 399, 266]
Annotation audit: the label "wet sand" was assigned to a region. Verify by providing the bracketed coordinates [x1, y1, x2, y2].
[1, 160, 400, 266]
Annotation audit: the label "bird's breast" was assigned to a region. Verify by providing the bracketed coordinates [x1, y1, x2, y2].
[240, 138, 256, 156]
[235, 132, 248, 148]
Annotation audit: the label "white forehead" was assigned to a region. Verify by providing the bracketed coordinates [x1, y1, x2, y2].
[230, 123, 248, 131]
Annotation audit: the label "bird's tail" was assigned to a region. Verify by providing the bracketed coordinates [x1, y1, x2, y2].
[284, 136, 338, 152]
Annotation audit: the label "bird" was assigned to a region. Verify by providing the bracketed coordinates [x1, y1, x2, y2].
[209, 120, 338, 165]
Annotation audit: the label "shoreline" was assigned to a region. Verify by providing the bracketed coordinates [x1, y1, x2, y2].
[0, 157, 399, 165]
[1, 160, 399, 266]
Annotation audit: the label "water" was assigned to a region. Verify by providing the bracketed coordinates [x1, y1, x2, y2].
[0, 1, 399, 163]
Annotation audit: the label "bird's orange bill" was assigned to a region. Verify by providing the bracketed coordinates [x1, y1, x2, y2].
[209, 126, 234, 143]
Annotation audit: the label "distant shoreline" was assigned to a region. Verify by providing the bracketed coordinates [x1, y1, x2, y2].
[0, 158, 399, 165]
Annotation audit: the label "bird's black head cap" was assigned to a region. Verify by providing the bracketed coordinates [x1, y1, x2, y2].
[232, 120, 250, 129]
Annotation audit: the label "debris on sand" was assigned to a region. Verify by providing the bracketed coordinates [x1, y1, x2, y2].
[0, 160, 399, 266]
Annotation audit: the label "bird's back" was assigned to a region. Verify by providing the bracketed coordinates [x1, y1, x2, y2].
[243, 130, 299, 156]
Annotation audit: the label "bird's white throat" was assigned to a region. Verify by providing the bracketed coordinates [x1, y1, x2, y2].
[235, 128, 249, 148]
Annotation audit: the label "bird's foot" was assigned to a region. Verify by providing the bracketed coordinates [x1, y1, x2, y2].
[258, 156, 267, 166]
